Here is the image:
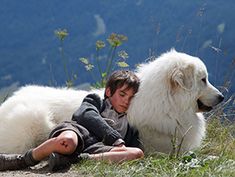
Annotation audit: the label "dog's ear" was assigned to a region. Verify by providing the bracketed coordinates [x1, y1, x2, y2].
[170, 64, 194, 91]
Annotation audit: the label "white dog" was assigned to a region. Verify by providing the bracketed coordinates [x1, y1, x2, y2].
[0, 49, 223, 154]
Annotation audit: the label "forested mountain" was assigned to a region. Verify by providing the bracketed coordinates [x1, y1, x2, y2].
[0, 0, 234, 95]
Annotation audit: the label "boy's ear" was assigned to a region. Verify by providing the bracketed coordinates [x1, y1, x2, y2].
[105, 87, 111, 97]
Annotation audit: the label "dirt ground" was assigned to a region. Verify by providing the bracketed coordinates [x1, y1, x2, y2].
[0, 161, 82, 177]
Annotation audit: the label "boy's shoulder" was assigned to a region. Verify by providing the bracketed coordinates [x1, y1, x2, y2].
[85, 93, 102, 100]
[83, 93, 104, 110]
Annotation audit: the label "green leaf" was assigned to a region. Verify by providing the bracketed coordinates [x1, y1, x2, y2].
[117, 61, 129, 68]
[118, 50, 129, 59]
[96, 40, 105, 50]
[79, 57, 89, 65]
[54, 29, 68, 41]
[101, 72, 107, 78]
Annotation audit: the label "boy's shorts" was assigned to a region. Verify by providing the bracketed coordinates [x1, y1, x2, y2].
[49, 121, 113, 154]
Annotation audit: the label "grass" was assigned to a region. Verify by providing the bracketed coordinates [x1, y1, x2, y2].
[72, 109, 235, 177]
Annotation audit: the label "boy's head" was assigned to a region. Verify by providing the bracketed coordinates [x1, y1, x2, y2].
[105, 70, 140, 113]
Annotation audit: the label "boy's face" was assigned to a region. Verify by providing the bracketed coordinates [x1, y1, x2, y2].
[105, 84, 135, 113]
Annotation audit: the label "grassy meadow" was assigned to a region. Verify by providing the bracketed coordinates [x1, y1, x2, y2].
[71, 114, 235, 177]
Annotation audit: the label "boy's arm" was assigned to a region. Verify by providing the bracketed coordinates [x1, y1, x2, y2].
[72, 93, 123, 146]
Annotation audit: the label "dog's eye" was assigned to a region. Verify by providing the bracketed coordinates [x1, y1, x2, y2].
[201, 78, 207, 84]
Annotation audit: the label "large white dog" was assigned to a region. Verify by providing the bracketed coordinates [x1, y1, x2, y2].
[0, 50, 223, 154]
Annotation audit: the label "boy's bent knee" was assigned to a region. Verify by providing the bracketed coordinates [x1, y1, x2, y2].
[63, 137, 77, 153]
[54, 131, 78, 154]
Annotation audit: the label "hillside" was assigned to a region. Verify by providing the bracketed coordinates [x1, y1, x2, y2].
[0, 0, 235, 95]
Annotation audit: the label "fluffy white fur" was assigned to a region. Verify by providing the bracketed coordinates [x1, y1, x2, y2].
[0, 50, 223, 154]
[128, 50, 223, 153]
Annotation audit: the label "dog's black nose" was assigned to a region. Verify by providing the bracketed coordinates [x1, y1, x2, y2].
[218, 94, 224, 103]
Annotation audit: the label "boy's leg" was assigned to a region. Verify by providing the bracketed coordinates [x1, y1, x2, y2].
[32, 130, 78, 161]
[0, 130, 78, 171]
[89, 146, 144, 163]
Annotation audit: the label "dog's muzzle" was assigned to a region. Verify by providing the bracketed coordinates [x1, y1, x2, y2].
[197, 94, 224, 112]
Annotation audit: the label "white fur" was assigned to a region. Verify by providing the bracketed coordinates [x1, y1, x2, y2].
[0, 86, 103, 153]
[0, 50, 223, 154]
[128, 49, 223, 153]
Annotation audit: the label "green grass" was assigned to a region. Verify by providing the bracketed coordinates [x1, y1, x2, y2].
[72, 116, 235, 177]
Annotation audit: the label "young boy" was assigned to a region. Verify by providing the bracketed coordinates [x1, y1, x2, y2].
[0, 70, 144, 171]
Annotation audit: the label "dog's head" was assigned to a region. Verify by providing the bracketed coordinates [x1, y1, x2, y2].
[169, 50, 224, 112]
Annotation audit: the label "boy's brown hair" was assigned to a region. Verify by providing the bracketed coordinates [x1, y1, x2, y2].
[104, 70, 140, 99]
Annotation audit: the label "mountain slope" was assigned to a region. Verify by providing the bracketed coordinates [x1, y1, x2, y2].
[0, 0, 234, 94]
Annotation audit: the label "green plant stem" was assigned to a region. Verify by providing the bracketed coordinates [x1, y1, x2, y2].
[106, 46, 117, 78]
[60, 40, 70, 83]
[169, 127, 177, 159]
[105, 45, 113, 69]
[95, 49, 103, 81]
[176, 126, 192, 158]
